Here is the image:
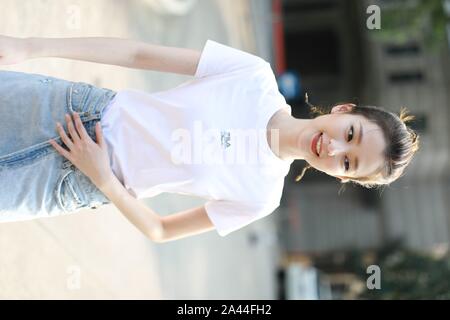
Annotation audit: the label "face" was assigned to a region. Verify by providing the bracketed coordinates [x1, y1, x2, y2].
[296, 104, 387, 181]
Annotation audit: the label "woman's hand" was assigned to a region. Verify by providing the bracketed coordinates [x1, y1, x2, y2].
[0, 35, 31, 65]
[49, 112, 114, 190]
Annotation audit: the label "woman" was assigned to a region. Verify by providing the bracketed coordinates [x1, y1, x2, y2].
[0, 35, 419, 242]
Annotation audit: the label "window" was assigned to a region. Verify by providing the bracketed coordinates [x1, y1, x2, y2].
[389, 71, 424, 84]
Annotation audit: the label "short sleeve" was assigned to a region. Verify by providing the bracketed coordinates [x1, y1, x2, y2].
[204, 200, 277, 237]
[194, 39, 268, 78]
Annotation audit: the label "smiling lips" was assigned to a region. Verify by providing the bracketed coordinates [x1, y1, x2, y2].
[311, 132, 323, 157]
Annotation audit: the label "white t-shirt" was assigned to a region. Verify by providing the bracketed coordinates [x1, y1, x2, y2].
[100, 39, 294, 236]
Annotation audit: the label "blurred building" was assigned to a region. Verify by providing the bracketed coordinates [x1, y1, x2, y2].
[272, 0, 450, 265]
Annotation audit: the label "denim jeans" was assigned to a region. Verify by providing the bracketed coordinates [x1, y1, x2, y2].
[0, 70, 117, 222]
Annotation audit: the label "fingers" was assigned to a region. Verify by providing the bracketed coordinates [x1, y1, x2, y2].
[65, 113, 81, 144]
[48, 138, 73, 162]
[96, 122, 104, 147]
[56, 120, 75, 150]
[54, 112, 91, 151]
[50, 112, 94, 160]
[62, 112, 90, 144]
[72, 112, 90, 141]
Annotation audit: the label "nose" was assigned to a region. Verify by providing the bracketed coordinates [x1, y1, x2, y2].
[327, 138, 349, 156]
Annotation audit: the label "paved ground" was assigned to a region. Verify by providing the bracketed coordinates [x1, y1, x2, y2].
[0, 0, 281, 299]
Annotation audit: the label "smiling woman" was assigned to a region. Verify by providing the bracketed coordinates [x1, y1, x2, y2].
[0, 34, 420, 242]
[291, 102, 420, 188]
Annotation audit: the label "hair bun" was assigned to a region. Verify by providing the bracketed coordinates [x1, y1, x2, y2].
[399, 107, 415, 124]
[398, 107, 420, 153]
[408, 128, 420, 153]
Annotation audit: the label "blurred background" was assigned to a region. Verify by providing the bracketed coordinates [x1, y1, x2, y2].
[0, 0, 448, 299]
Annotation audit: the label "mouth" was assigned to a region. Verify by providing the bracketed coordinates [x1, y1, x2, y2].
[311, 132, 323, 157]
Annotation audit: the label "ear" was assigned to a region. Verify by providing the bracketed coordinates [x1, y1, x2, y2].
[331, 103, 356, 114]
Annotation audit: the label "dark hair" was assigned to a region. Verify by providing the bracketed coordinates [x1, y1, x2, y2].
[295, 96, 420, 188]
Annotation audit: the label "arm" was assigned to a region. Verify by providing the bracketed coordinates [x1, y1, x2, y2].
[160, 204, 216, 242]
[99, 173, 164, 242]
[99, 174, 215, 243]
[49, 105, 212, 243]
[27, 36, 202, 76]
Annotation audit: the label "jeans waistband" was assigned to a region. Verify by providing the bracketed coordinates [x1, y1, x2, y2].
[61, 82, 117, 171]
[66, 81, 117, 123]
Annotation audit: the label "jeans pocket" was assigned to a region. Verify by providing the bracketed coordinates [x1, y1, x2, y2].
[55, 167, 87, 213]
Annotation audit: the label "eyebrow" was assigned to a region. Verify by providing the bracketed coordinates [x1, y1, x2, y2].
[353, 121, 363, 175]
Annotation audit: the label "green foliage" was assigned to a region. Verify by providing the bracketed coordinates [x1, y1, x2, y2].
[353, 240, 450, 299]
[372, 0, 448, 51]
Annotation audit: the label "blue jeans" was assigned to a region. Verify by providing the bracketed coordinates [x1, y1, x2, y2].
[0, 70, 117, 222]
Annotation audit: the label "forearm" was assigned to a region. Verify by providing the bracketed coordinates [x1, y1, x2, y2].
[98, 173, 164, 242]
[26, 37, 141, 68]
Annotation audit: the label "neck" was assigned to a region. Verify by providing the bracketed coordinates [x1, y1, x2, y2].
[267, 110, 310, 161]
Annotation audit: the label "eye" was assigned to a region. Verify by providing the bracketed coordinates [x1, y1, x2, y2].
[347, 125, 354, 142]
[344, 156, 350, 172]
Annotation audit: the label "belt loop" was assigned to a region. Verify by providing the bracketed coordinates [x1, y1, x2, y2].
[68, 83, 75, 113]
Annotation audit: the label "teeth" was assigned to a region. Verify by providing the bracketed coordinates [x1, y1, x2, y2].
[316, 134, 322, 155]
